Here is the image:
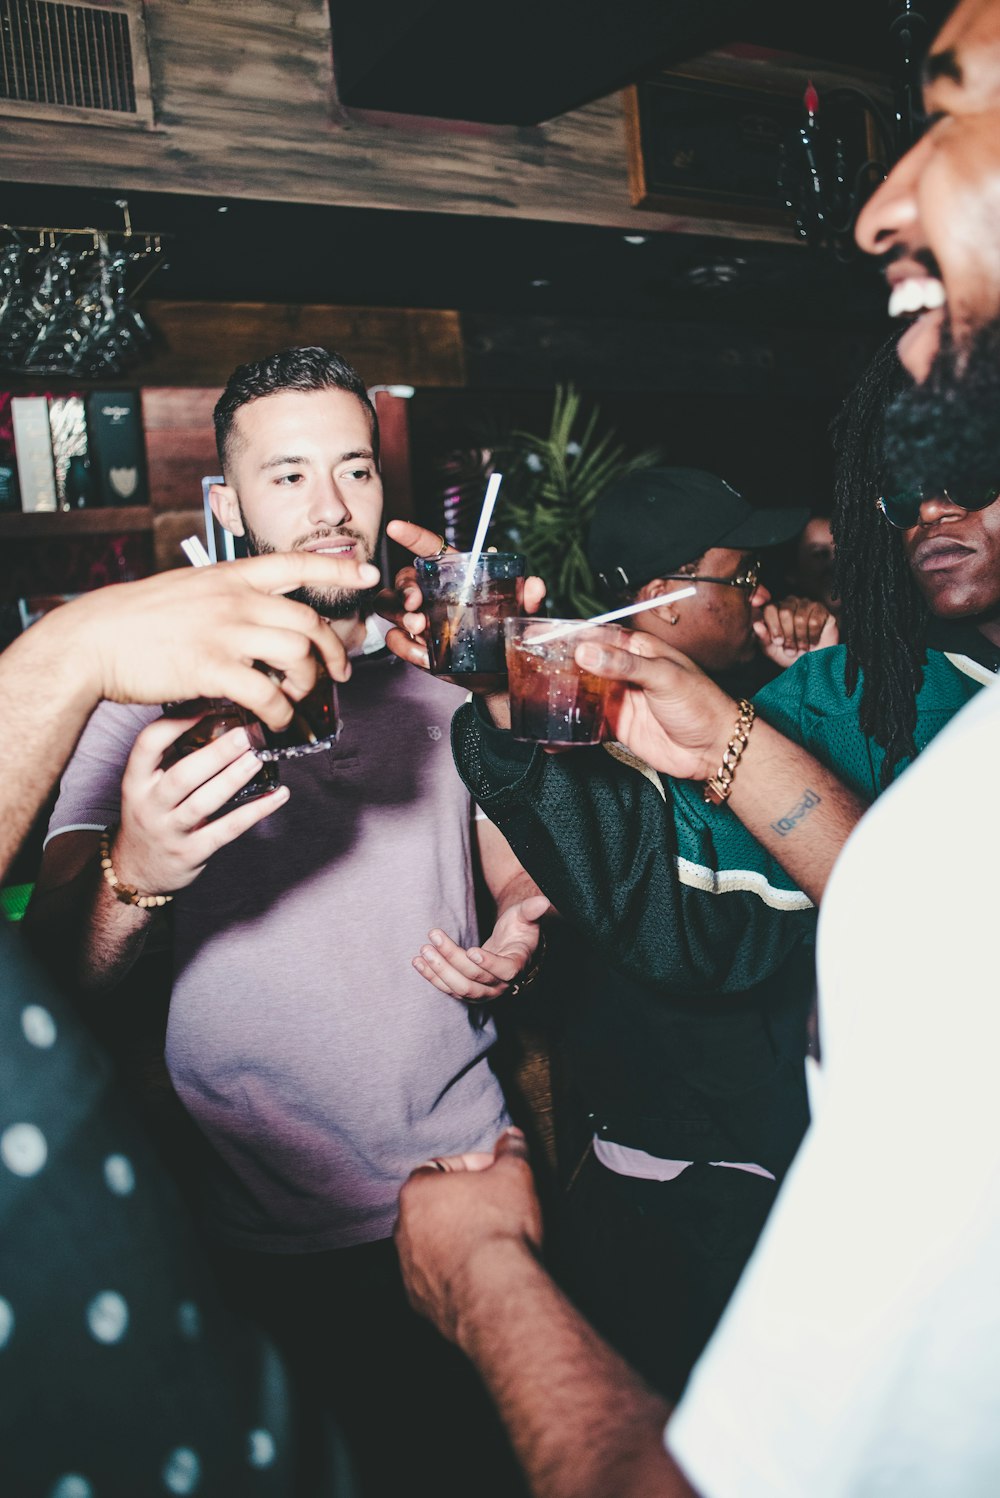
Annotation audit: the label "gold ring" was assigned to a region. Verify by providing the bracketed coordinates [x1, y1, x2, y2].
[430, 536, 448, 560]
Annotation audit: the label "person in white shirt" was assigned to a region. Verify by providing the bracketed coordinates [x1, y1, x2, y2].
[390, 1, 1000, 1493]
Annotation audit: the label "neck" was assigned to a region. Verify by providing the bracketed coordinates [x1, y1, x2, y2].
[330, 612, 366, 653]
[977, 617, 1000, 649]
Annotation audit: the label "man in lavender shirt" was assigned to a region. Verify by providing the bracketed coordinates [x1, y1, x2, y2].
[28, 347, 545, 1498]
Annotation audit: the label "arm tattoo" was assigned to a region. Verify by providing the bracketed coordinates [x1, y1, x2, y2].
[770, 787, 821, 837]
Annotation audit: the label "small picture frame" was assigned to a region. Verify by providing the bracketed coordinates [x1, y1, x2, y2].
[624, 61, 880, 232]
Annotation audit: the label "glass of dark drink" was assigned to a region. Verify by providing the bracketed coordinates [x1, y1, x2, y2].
[255, 665, 341, 761]
[504, 618, 629, 745]
[415, 551, 526, 690]
[160, 699, 280, 814]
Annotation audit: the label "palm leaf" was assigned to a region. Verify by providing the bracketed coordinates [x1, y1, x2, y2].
[491, 384, 659, 616]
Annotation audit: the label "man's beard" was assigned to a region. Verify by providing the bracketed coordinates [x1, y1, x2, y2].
[241, 518, 381, 621]
[882, 314, 1000, 503]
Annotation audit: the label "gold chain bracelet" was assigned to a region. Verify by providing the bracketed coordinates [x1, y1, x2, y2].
[703, 700, 756, 806]
[99, 828, 174, 909]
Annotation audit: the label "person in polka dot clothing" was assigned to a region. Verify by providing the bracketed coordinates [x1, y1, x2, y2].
[0, 553, 372, 1495]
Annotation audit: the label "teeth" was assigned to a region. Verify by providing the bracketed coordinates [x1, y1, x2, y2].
[888, 277, 947, 318]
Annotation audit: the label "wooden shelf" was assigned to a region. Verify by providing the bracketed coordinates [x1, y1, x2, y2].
[0, 507, 153, 539]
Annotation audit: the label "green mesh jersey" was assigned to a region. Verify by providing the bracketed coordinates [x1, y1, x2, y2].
[451, 647, 985, 1172]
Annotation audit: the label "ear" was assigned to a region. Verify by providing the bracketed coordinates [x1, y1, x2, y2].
[209, 482, 244, 537]
[636, 577, 668, 603]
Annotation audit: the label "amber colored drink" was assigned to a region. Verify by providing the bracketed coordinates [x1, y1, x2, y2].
[504, 619, 627, 746]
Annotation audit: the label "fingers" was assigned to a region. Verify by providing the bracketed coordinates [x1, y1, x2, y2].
[575, 639, 657, 684]
[523, 577, 547, 616]
[412, 1150, 496, 1176]
[243, 551, 380, 597]
[126, 712, 215, 782]
[383, 625, 430, 670]
[494, 1126, 530, 1163]
[172, 750, 278, 830]
[818, 613, 840, 649]
[190, 779, 289, 853]
[518, 893, 553, 923]
[157, 725, 257, 807]
[414, 929, 516, 1001]
[411, 1127, 528, 1178]
[385, 519, 456, 559]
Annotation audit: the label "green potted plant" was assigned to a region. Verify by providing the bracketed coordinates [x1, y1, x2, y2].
[492, 384, 660, 617]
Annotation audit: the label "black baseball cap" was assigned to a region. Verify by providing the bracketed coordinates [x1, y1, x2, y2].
[588, 468, 809, 596]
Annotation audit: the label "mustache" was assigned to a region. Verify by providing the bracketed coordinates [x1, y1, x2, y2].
[877, 244, 943, 281]
[294, 527, 368, 551]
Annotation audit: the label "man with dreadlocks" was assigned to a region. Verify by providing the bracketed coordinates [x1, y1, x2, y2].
[833, 336, 1000, 779]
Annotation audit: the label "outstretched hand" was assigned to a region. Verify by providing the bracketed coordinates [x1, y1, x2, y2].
[414, 893, 552, 1003]
[395, 1127, 543, 1343]
[378, 519, 546, 672]
[576, 629, 738, 781]
[70, 552, 381, 729]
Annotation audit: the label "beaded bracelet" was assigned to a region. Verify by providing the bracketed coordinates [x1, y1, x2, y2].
[98, 828, 174, 909]
[703, 699, 756, 806]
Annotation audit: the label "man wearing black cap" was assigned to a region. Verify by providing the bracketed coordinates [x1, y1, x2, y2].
[587, 468, 837, 691]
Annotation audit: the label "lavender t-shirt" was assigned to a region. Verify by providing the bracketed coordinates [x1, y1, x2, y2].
[48, 649, 509, 1251]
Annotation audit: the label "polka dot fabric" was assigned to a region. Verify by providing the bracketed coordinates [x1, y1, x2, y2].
[0, 922, 349, 1496]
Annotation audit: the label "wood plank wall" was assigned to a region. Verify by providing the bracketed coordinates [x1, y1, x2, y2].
[139, 303, 465, 389]
[0, 0, 797, 241]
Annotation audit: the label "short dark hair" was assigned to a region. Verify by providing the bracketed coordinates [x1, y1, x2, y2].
[213, 346, 380, 476]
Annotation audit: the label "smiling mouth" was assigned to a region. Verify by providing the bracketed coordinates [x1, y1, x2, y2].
[888, 276, 948, 377]
[888, 277, 947, 320]
[302, 537, 357, 556]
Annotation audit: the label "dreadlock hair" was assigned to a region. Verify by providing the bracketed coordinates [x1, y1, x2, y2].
[831, 337, 929, 788]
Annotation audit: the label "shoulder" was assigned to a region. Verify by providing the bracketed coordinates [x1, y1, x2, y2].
[921, 647, 993, 699]
[754, 646, 853, 729]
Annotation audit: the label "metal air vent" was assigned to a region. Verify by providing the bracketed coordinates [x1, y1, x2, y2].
[0, 0, 153, 127]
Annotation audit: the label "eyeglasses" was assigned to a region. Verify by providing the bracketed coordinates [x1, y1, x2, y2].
[876, 488, 1000, 530]
[659, 559, 761, 594]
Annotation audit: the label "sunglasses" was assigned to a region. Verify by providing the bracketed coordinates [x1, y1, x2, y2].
[660, 558, 761, 594]
[876, 488, 1000, 530]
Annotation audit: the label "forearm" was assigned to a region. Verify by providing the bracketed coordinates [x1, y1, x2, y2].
[80, 872, 155, 990]
[726, 719, 868, 905]
[454, 702, 813, 992]
[27, 850, 153, 991]
[455, 1239, 692, 1498]
[0, 611, 101, 884]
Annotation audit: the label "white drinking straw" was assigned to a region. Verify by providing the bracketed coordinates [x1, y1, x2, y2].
[459, 471, 503, 603]
[181, 534, 213, 568]
[532, 585, 698, 644]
